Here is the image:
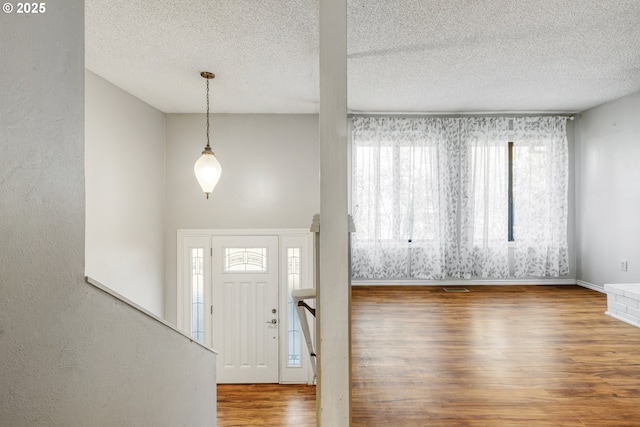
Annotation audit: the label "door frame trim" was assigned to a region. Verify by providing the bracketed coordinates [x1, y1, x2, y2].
[177, 228, 315, 384]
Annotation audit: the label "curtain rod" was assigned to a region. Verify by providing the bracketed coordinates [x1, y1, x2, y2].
[348, 112, 576, 120]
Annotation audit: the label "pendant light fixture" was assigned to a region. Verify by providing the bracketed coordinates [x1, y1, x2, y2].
[194, 71, 222, 199]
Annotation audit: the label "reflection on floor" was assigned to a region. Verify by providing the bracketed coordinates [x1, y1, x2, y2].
[218, 285, 640, 427]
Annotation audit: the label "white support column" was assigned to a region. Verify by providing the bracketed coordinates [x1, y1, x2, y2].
[318, 0, 351, 425]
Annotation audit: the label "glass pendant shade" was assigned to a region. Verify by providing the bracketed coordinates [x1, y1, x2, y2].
[194, 149, 222, 198]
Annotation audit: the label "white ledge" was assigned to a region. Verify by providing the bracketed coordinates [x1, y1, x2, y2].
[604, 283, 640, 329]
[85, 276, 217, 355]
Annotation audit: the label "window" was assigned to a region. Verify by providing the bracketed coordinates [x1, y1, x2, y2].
[353, 140, 439, 243]
[352, 115, 568, 279]
[286, 247, 302, 367]
[351, 117, 456, 280]
[508, 141, 514, 242]
[223, 247, 267, 272]
[190, 247, 205, 342]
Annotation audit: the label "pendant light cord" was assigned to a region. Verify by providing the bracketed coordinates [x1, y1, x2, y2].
[206, 78, 211, 149]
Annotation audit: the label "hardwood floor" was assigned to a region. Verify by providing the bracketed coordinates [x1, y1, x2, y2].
[217, 384, 315, 427]
[218, 285, 640, 426]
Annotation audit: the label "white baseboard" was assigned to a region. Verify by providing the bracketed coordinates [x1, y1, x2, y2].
[576, 280, 605, 293]
[352, 278, 577, 286]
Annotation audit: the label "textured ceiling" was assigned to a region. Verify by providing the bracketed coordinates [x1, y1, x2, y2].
[86, 0, 640, 114]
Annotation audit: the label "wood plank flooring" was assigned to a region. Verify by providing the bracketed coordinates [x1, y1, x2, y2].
[218, 285, 640, 426]
[217, 384, 315, 427]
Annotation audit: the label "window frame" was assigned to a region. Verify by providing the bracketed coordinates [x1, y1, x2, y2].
[508, 141, 514, 242]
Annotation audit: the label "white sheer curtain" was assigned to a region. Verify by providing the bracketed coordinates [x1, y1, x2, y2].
[351, 117, 458, 279]
[459, 118, 510, 278]
[512, 117, 569, 277]
[351, 115, 568, 280]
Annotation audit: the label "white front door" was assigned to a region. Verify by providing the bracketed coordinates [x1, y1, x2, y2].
[178, 229, 314, 384]
[212, 235, 279, 383]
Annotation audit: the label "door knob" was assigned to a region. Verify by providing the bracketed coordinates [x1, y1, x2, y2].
[266, 318, 277, 324]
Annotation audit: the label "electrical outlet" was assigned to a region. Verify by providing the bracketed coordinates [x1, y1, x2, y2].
[620, 260, 628, 272]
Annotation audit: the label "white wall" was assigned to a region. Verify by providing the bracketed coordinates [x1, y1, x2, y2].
[164, 114, 319, 324]
[576, 91, 640, 290]
[0, 4, 217, 426]
[85, 70, 166, 316]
